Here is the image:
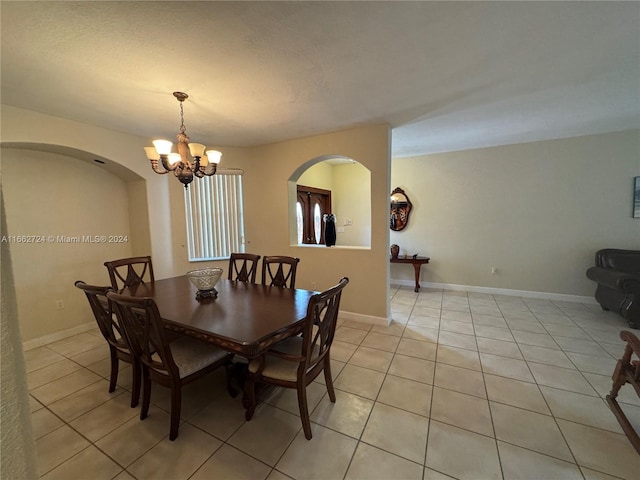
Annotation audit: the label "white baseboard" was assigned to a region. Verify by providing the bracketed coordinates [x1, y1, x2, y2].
[391, 279, 598, 305]
[23, 321, 96, 351]
[340, 310, 391, 327]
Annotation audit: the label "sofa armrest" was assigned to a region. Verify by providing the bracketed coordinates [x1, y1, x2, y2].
[587, 267, 640, 293]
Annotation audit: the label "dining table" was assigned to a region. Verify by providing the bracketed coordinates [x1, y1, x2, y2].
[122, 275, 317, 358]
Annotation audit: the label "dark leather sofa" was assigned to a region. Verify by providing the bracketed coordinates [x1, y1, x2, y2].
[586, 249, 640, 329]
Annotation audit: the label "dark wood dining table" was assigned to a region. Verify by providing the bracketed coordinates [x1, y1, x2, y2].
[122, 276, 317, 358]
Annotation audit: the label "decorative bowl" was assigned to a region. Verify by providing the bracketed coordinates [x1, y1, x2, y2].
[187, 268, 223, 300]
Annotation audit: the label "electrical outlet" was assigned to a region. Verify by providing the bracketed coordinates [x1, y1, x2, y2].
[491, 267, 498, 275]
[311, 282, 317, 290]
[56, 299, 64, 310]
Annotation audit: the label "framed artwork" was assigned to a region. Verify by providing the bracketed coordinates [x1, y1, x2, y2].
[634, 176, 640, 218]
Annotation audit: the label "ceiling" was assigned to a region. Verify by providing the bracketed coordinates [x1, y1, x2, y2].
[1, 1, 639, 158]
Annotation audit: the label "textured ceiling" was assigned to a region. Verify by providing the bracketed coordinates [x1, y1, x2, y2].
[1, 1, 639, 158]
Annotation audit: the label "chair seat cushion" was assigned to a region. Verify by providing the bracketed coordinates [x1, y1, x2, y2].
[167, 337, 229, 378]
[248, 336, 318, 382]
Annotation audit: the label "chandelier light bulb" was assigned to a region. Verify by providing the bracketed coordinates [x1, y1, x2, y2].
[168, 153, 182, 165]
[188, 143, 206, 158]
[144, 147, 159, 160]
[206, 150, 222, 164]
[152, 139, 173, 155]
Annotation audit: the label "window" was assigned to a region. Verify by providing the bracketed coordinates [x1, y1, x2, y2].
[296, 185, 331, 244]
[184, 173, 245, 261]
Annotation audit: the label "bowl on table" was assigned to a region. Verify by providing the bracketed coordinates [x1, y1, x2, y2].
[187, 268, 223, 300]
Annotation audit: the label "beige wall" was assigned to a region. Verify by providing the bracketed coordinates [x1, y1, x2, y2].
[298, 161, 334, 190]
[244, 125, 391, 321]
[391, 130, 640, 296]
[333, 162, 371, 247]
[2, 148, 134, 341]
[127, 180, 152, 257]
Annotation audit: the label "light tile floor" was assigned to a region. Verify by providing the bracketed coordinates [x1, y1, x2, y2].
[27, 287, 640, 479]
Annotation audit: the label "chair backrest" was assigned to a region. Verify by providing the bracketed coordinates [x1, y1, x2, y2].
[261, 256, 300, 289]
[228, 253, 261, 283]
[106, 291, 178, 379]
[74, 281, 122, 349]
[104, 256, 154, 292]
[300, 277, 349, 371]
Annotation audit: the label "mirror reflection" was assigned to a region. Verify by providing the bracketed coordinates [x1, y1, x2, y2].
[390, 187, 412, 231]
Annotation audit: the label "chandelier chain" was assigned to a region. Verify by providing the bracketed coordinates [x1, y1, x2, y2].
[179, 101, 186, 135]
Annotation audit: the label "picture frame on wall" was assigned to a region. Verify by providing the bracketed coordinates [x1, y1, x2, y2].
[634, 176, 640, 218]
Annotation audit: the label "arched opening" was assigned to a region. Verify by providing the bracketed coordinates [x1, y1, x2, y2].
[289, 154, 371, 248]
[1, 142, 151, 343]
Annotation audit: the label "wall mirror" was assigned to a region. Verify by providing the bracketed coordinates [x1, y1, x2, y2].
[390, 187, 412, 231]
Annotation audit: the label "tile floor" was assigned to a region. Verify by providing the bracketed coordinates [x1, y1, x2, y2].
[27, 287, 640, 480]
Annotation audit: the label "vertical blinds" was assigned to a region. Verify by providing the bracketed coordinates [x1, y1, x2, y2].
[184, 173, 245, 261]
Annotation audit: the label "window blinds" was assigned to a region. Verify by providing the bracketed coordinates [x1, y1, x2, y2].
[184, 173, 245, 261]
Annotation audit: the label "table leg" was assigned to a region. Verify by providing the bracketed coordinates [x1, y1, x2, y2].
[412, 263, 422, 292]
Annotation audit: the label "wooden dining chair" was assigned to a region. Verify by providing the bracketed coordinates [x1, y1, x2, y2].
[228, 253, 261, 283]
[107, 291, 236, 441]
[244, 277, 349, 439]
[104, 256, 154, 292]
[74, 281, 141, 408]
[261, 256, 300, 289]
[606, 330, 640, 454]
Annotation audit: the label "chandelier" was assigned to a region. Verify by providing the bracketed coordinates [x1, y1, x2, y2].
[144, 92, 222, 188]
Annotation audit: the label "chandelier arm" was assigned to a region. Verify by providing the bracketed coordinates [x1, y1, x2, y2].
[149, 159, 170, 175]
[201, 164, 218, 176]
[160, 156, 180, 172]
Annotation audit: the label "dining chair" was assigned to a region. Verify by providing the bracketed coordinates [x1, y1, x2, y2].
[104, 256, 154, 292]
[606, 330, 640, 454]
[74, 281, 141, 408]
[228, 253, 261, 283]
[261, 256, 300, 288]
[244, 277, 349, 439]
[106, 291, 236, 441]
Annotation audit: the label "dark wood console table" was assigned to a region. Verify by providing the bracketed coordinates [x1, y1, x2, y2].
[390, 256, 430, 292]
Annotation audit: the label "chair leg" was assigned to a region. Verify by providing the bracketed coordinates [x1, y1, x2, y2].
[130, 362, 141, 408]
[323, 356, 336, 403]
[607, 394, 640, 454]
[608, 360, 625, 400]
[244, 376, 257, 421]
[108, 350, 119, 393]
[225, 362, 238, 398]
[297, 385, 312, 440]
[169, 385, 182, 441]
[140, 368, 151, 420]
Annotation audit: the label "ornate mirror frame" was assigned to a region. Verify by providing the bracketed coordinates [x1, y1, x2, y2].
[390, 187, 412, 231]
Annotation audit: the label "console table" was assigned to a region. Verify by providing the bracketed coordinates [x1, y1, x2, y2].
[390, 256, 430, 292]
